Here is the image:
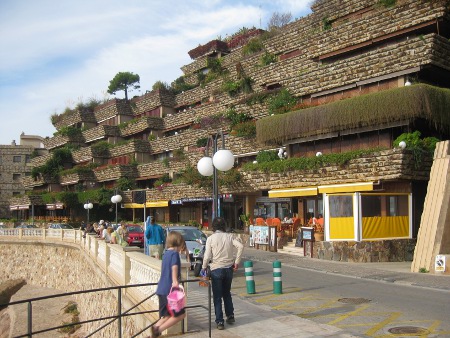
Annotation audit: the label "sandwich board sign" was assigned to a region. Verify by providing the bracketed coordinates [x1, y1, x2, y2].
[435, 255, 446, 273]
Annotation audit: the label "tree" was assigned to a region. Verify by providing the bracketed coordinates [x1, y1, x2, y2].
[267, 12, 293, 31]
[107, 72, 140, 100]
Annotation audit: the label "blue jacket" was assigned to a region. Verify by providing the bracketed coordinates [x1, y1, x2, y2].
[145, 218, 165, 246]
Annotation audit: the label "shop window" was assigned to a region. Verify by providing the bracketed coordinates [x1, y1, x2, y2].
[329, 195, 353, 217]
[361, 195, 381, 217]
[387, 195, 408, 216]
[13, 156, 21, 163]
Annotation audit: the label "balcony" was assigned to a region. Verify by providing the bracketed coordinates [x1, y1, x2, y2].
[53, 110, 96, 130]
[43, 134, 85, 150]
[83, 125, 119, 143]
[119, 117, 164, 137]
[59, 171, 96, 186]
[93, 164, 138, 182]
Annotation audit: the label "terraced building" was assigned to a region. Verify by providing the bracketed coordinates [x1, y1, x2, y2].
[11, 0, 450, 261]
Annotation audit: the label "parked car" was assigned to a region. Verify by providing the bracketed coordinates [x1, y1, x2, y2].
[125, 224, 144, 247]
[14, 224, 38, 228]
[49, 223, 74, 230]
[164, 226, 207, 276]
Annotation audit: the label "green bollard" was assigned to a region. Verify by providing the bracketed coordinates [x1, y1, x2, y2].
[244, 261, 256, 294]
[273, 260, 282, 294]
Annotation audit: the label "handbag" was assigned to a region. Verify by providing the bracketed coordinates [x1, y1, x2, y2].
[167, 286, 186, 314]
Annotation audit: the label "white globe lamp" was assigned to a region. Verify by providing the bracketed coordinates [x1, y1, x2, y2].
[213, 149, 234, 171]
[399, 141, 407, 149]
[197, 156, 214, 176]
[316, 151, 322, 157]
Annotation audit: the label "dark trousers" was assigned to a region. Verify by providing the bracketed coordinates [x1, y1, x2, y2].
[210, 266, 234, 324]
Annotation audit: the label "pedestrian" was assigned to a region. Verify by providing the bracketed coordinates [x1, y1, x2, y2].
[201, 217, 243, 330]
[145, 216, 165, 259]
[151, 231, 186, 337]
[114, 223, 128, 247]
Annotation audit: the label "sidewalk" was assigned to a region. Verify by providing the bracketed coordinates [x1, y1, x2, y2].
[180, 248, 449, 338]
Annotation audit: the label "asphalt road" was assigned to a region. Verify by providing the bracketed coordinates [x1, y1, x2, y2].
[227, 248, 450, 337]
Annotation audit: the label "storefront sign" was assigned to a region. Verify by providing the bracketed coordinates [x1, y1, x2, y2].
[181, 197, 213, 202]
[171, 200, 183, 205]
[256, 197, 290, 203]
[250, 225, 269, 245]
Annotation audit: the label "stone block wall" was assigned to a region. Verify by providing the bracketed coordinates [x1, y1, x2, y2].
[94, 99, 133, 122]
[314, 239, 417, 262]
[119, 117, 164, 137]
[83, 125, 119, 143]
[133, 89, 176, 115]
[94, 164, 138, 182]
[53, 110, 97, 131]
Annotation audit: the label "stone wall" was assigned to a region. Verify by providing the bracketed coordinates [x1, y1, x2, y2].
[314, 239, 417, 262]
[94, 99, 133, 122]
[53, 110, 97, 131]
[133, 89, 176, 115]
[83, 125, 119, 143]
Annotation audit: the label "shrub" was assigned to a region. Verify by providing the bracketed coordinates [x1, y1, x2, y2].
[225, 107, 252, 128]
[233, 120, 256, 138]
[260, 51, 277, 66]
[267, 88, 298, 115]
[256, 150, 279, 163]
[242, 37, 264, 56]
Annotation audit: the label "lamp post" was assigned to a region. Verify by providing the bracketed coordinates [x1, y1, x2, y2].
[197, 131, 234, 220]
[111, 190, 122, 227]
[83, 201, 93, 224]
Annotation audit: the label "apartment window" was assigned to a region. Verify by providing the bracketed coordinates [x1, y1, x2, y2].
[0, 156, 2, 164]
[13, 156, 21, 163]
[13, 173, 21, 181]
[13, 192, 20, 196]
[25, 155, 31, 163]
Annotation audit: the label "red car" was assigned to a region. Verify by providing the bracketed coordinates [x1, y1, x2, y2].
[125, 224, 144, 247]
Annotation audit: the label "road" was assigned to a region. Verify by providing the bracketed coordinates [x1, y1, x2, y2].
[187, 247, 450, 337]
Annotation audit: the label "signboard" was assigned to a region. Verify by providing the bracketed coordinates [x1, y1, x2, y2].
[301, 227, 314, 240]
[435, 255, 446, 272]
[250, 225, 269, 245]
[301, 227, 314, 258]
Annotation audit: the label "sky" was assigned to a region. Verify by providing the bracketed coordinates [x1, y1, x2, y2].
[0, 0, 312, 146]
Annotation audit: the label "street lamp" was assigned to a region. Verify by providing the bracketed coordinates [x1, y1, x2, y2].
[83, 201, 93, 224]
[197, 131, 234, 220]
[111, 190, 122, 227]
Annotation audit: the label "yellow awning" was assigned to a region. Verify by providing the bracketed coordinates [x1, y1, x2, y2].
[318, 182, 374, 194]
[124, 201, 169, 209]
[268, 187, 318, 198]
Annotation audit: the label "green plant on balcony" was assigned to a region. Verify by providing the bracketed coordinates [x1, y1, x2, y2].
[377, 0, 396, 8]
[171, 75, 197, 94]
[31, 147, 73, 179]
[116, 177, 136, 191]
[233, 120, 256, 138]
[196, 137, 209, 148]
[394, 131, 438, 169]
[178, 165, 212, 188]
[219, 168, 241, 186]
[162, 158, 170, 168]
[322, 17, 332, 31]
[243, 148, 385, 173]
[53, 125, 82, 138]
[256, 150, 279, 163]
[225, 107, 252, 128]
[221, 76, 253, 97]
[91, 141, 112, 157]
[267, 88, 298, 115]
[148, 134, 156, 141]
[173, 148, 185, 160]
[260, 51, 277, 66]
[242, 37, 264, 56]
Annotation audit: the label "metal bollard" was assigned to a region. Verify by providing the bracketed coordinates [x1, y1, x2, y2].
[273, 260, 282, 294]
[244, 261, 256, 294]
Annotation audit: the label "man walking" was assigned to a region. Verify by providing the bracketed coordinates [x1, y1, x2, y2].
[145, 216, 165, 259]
[202, 217, 243, 330]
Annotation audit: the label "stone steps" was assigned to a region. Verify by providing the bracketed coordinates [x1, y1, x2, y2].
[278, 240, 305, 257]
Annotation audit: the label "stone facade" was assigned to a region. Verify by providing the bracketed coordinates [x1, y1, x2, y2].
[0, 144, 34, 218]
[53, 110, 97, 131]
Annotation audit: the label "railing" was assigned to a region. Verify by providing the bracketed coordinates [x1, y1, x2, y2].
[0, 280, 212, 338]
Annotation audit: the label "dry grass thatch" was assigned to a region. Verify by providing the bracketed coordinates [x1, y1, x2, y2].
[256, 84, 450, 144]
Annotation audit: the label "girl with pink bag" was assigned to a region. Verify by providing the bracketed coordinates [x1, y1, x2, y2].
[150, 231, 186, 337]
